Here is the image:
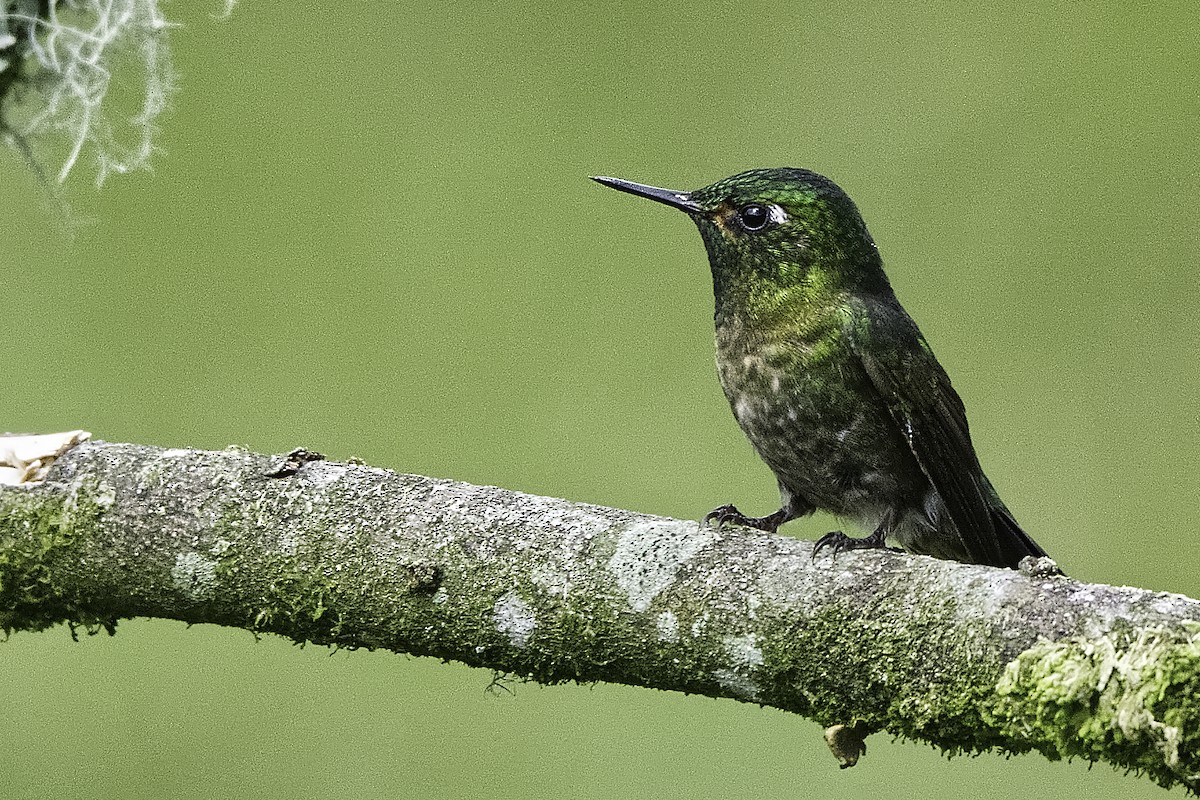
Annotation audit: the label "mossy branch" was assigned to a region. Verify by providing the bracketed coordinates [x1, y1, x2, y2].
[1, 440, 1197, 791]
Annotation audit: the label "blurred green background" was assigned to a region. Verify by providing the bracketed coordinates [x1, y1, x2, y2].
[4, 1, 1198, 797]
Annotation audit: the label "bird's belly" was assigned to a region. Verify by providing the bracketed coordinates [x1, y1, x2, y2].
[718, 347, 923, 518]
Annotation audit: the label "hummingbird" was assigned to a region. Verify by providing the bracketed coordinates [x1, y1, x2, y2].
[592, 168, 1051, 569]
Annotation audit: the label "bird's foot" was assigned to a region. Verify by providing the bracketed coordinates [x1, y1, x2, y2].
[704, 504, 787, 534]
[811, 527, 899, 562]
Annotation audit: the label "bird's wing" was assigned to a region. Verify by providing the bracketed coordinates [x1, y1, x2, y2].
[845, 295, 1004, 566]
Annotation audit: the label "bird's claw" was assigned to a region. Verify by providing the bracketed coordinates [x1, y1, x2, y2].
[811, 529, 898, 562]
[704, 504, 751, 529]
[812, 530, 852, 561]
[703, 504, 783, 533]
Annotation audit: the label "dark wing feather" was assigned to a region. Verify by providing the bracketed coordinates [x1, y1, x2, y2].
[847, 296, 1005, 566]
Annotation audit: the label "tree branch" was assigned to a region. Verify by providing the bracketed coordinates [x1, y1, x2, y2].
[1, 440, 1197, 792]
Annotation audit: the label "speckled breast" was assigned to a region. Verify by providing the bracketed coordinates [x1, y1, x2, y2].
[714, 322, 925, 519]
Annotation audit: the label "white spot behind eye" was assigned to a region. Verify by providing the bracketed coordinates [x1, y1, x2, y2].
[767, 204, 789, 225]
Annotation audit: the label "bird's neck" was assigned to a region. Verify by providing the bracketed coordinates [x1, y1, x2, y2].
[711, 248, 897, 361]
[713, 287, 845, 375]
[712, 257, 848, 330]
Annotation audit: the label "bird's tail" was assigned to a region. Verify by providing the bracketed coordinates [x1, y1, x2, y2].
[991, 504, 1052, 569]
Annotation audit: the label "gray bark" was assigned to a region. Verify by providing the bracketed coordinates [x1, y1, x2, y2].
[0, 441, 1197, 792]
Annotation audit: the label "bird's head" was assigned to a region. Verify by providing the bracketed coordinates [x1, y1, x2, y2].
[592, 168, 888, 312]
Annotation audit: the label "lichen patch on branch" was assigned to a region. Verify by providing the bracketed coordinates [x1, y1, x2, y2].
[655, 610, 679, 643]
[715, 632, 765, 700]
[607, 520, 715, 613]
[170, 552, 218, 601]
[493, 590, 536, 647]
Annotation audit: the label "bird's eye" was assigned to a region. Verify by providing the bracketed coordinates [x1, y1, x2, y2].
[737, 204, 771, 231]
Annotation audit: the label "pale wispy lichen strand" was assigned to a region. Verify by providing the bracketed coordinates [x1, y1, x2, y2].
[1, 0, 176, 182]
[0, 1, 244, 183]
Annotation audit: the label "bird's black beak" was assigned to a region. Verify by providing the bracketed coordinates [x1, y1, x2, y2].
[591, 175, 702, 214]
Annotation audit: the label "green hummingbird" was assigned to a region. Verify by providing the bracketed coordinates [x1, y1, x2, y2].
[592, 168, 1051, 569]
